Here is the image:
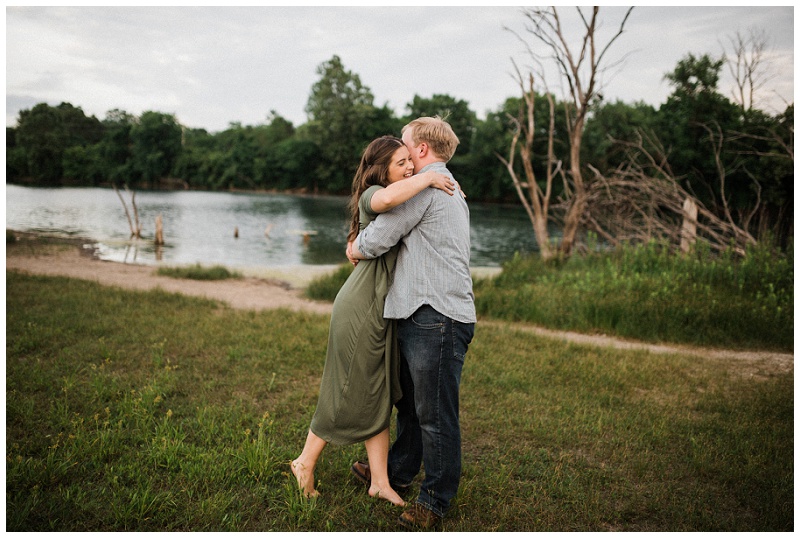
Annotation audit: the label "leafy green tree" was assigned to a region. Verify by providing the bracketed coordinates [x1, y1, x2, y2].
[62, 144, 105, 185]
[57, 102, 104, 147]
[13, 102, 103, 184]
[657, 54, 741, 207]
[304, 55, 396, 193]
[761, 105, 794, 245]
[642, 53, 791, 248]
[171, 127, 214, 188]
[6, 126, 26, 181]
[178, 114, 306, 191]
[255, 111, 295, 147]
[99, 109, 136, 185]
[263, 138, 321, 192]
[405, 94, 477, 156]
[466, 98, 526, 202]
[248, 113, 298, 189]
[129, 111, 182, 187]
[728, 105, 794, 246]
[209, 123, 261, 189]
[582, 100, 657, 172]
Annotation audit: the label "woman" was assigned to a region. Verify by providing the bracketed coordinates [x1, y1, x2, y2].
[291, 136, 455, 506]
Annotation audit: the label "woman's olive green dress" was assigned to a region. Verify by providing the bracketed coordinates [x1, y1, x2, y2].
[309, 185, 402, 445]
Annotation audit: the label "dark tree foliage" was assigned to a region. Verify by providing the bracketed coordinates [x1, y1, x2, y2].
[462, 102, 517, 202]
[582, 99, 658, 171]
[130, 111, 183, 188]
[171, 127, 215, 188]
[6, 126, 26, 180]
[11, 102, 103, 184]
[405, 94, 478, 156]
[654, 53, 792, 245]
[303, 55, 397, 193]
[99, 109, 136, 185]
[6, 51, 792, 248]
[657, 55, 741, 202]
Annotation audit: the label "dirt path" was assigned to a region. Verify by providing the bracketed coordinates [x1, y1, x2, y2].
[7, 232, 792, 376]
[479, 321, 793, 377]
[6, 233, 334, 315]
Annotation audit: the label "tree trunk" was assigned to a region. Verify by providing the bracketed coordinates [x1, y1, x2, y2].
[498, 68, 557, 261]
[512, 6, 632, 258]
[113, 183, 142, 240]
[560, 117, 587, 255]
[155, 214, 164, 246]
[680, 197, 698, 253]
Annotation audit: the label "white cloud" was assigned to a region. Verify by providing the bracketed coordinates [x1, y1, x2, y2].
[6, 6, 794, 132]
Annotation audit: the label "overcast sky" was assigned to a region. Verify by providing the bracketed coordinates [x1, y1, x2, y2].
[6, 5, 795, 133]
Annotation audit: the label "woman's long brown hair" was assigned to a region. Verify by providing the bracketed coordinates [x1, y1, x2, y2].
[346, 136, 405, 242]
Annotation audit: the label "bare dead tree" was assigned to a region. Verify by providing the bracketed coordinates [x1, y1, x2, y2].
[113, 183, 142, 239]
[698, 122, 761, 243]
[723, 28, 774, 114]
[509, 6, 633, 256]
[582, 131, 757, 256]
[729, 123, 794, 162]
[496, 62, 563, 261]
[721, 117, 792, 242]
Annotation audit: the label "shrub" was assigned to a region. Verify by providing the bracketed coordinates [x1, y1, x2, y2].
[156, 264, 242, 281]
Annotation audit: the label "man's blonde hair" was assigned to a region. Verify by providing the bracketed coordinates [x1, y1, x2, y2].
[402, 116, 460, 162]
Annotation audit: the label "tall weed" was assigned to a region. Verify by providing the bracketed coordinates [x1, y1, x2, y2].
[304, 263, 353, 302]
[474, 241, 792, 351]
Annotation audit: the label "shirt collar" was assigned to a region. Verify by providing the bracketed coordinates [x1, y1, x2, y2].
[419, 162, 448, 174]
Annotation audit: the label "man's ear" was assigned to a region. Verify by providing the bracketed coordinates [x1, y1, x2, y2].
[417, 142, 429, 158]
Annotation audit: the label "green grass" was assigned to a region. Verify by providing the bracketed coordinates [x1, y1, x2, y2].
[473, 241, 793, 352]
[304, 263, 353, 301]
[156, 263, 242, 281]
[6, 271, 793, 531]
[305, 242, 792, 352]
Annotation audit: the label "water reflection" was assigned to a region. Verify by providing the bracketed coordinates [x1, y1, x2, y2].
[6, 184, 541, 268]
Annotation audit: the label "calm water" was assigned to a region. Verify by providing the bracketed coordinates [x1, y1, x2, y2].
[6, 184, 541, 268]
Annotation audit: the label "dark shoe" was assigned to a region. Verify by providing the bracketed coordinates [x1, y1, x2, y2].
[350, 460, 370, 488]
[398, 503, 441, 530]
[350, 460, 410, 495]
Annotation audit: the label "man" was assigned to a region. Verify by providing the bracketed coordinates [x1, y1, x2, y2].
[347, 116, 476, 529]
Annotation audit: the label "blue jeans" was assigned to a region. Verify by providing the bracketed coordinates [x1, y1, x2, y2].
[388, 305, 475, 517]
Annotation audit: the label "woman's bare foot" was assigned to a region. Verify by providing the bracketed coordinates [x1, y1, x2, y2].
[368, 483, 406, 506]
[290, 459, 319, 498]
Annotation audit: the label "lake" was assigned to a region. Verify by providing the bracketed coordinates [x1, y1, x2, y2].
[5, 184, 542, 269]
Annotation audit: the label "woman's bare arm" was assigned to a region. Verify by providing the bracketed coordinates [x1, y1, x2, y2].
[370, 171, 455, 213]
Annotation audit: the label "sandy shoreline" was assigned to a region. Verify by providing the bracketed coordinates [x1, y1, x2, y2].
[6, 230, 792, 376]
[5, 231, 500, 316]
[6, 231, 336, 315]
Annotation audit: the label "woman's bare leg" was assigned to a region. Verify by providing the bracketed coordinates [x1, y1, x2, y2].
[291, 430, 326, 498]
[364, 428, 405, 506]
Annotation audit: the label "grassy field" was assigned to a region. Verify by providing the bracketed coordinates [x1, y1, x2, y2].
[6, 269, 793, 531]
[475, 241, 793, 352]
[308, 241, 793, 352]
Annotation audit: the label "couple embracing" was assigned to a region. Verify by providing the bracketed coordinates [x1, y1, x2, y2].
[291, 116, 476, 530]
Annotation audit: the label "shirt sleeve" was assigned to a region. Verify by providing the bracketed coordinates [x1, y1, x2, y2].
[358, 185, 383, 220]
[355, 189, 432, 259]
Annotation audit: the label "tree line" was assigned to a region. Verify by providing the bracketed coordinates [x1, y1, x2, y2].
[6, 32, 793, 251]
